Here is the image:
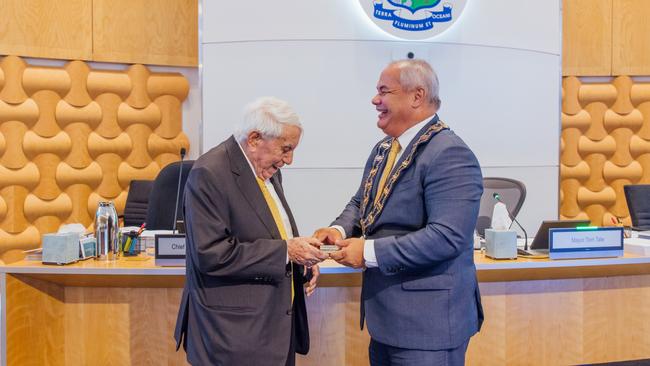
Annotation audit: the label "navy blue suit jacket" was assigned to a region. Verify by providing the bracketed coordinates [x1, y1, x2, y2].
[333, 116, 484, 350]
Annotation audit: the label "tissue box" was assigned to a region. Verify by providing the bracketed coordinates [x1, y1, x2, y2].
[42, 233, 80, 265]
[485, 229, 517, 260]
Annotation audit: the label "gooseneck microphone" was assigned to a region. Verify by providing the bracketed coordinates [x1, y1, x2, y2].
[172, 147, 186, 234]
[493, 193, 529, 250]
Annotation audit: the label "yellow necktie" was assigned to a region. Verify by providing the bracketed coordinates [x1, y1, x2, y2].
[374, 139, 401, 204]
[256, 177, 294, 303]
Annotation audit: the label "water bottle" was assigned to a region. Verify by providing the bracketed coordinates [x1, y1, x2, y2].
[95, 201, 119, 260]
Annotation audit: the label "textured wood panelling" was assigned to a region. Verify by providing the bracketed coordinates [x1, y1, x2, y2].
[64, 286, 188, 365]
[297, 287, 371, 366]
[93, 0, 198, 66]
[6, 270, 650, 366]
[0, 0, 92, 60]
[560, 76, 650, 226]
[0, 55, 190, 254]
[613, 0, 650, 75]
[5, 274, 65, 366]
[466, 276, 650, 365]
[563, 0, 613, 76]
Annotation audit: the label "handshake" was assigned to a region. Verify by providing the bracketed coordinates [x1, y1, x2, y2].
[287, 227, 365, 269]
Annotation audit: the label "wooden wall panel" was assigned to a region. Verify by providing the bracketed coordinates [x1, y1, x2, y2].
[0, 56, 190, 254]
[560, 76, 650, 226]
[612, 0, 650, 75]
[0, 0, 92, 60]
[563, 0, 613, 76]
[93, 0, 198, 66]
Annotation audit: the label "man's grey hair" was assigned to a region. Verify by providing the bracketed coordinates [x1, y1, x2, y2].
[390, 59, 441, 108]
[233, 97, 303, 143]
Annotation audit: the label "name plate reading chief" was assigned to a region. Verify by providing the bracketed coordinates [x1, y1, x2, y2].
[155, 234, 186, 266]
[549, 227, 623, 260]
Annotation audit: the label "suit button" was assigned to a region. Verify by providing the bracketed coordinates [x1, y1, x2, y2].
[286, 309, 293, 315]
[285, 271, 292, 278]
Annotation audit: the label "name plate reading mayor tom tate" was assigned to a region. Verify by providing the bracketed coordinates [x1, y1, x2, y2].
[549, 227, 623, 260]
[155, 234, 186, 267]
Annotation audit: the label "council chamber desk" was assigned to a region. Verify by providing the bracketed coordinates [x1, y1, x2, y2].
[2, 253, 650, 365]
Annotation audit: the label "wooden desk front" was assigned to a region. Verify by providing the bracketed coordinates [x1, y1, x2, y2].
[2, 253, 650, 365]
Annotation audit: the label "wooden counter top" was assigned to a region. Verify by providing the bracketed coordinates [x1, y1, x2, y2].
[3, 252, 650, 286]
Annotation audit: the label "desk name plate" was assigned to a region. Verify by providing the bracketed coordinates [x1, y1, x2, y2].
[155, 234, 186, 266]
[549, 227, 623, 259]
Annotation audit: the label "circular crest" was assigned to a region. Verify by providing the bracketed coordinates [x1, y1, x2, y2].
[358, 0, 469, 40]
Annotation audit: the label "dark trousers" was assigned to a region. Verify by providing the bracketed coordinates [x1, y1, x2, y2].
[369, 338, 470, 366]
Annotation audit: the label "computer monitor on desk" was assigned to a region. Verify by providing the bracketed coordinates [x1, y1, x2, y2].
[530, 219, 591, 250]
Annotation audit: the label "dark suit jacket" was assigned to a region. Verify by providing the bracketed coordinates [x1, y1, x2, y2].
[333, 116, 484, 351]
[174, 136, 309, 365]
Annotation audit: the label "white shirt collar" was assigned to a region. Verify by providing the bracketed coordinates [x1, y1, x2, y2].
[395, 114, 437, 150]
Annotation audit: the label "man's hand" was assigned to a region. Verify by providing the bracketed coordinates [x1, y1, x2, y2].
[287, 237, 328, 267]
[329, 237, 366, 269]
[304, 265, 319, 297]
[312, 227, 342, 245]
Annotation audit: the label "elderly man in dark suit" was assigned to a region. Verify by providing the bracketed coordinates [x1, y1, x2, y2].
[315, 59, 484, 365]
[175, 97, 328, 366]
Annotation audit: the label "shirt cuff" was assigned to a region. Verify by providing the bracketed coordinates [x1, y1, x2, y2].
[331, 225, 347, 239]
[364, 239, 378, 268]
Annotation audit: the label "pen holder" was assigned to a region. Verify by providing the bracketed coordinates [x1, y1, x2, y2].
[121, 231, 140, 256]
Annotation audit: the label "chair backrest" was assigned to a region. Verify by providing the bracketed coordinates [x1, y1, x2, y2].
[624, 184, 650, 230]
[146, 160, 195, 230]
[122, 180, 154, 227]
[476, 177, 527, 236]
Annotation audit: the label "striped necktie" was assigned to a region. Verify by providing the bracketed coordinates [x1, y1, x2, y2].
[256, 177, 294, 303]
[374, 139, 401, 204]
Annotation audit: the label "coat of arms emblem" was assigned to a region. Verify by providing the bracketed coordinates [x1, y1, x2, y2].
[359, 0, 468, 39]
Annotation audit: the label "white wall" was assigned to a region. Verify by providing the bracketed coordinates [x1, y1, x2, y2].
[200, 0, 561, 236]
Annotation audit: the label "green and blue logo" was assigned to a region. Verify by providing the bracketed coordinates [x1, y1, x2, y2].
[359, 0, 468, 40]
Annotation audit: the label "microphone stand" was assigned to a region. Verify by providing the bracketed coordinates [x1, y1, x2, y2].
[172, 148, 186, 234]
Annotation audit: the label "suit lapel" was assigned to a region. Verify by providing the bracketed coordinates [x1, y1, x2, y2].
[392, 114, 439, 173]
[226, 137, 281, 239]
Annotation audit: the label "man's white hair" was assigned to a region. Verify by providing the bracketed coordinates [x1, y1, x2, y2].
[233, 97, 302, 143]
[390, 59, 441, 108]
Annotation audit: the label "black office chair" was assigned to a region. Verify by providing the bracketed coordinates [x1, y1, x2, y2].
[624, 184, 650, 230]
[476, 177, 527, 237]
[146, 160, 195, 230]
[120, 180, 154, 227]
